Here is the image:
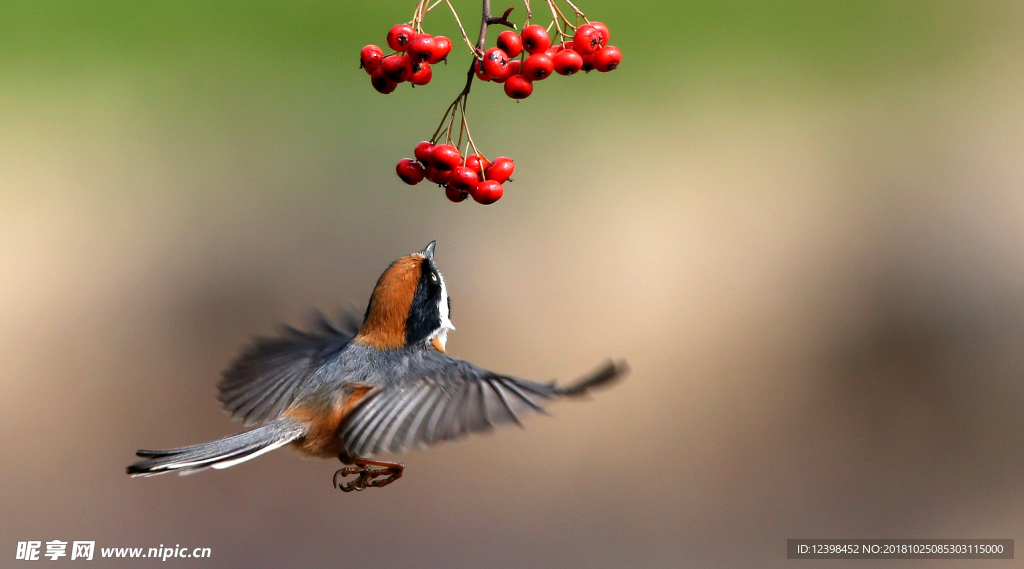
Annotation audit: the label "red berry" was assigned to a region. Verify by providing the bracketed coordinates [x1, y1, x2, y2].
[370, 68, 398, 94]
[386, 24, 416, 52]
[414, 141, 434, 164]
[465, 154, 491, 179]
[396, 158, 425, 185]
[410, 61, 432, 85]
[360, 45, 384, 74]
[485, 156, 514, 183]
[447, 166, 479, 195]
[472, 180, 504, 204]
[580, 50, 596, 72]
[431, 144, 462, 171]
[407, 34, 436, 63]
[489, 58, 516, 83]
[445, 185, 469, 202]
[593, 45, 621, 72]
[522, 53, 553, 81]
[503, 75, 533, 99]
[475, 59, 491, 82]
[381, 54, 413, 82]
[573, 25, 601, 55]
[520, 25, 551, 54]
[425, 165, 451, 185]
[548, 42, 572, 56]
[493, 60, 520, 83]
[428, 36, 452, 63]
[497, 31, 523, 58]
[590, 22, 610, 46]
[482, 47, 510, 79]
[553, 50, 583, 75]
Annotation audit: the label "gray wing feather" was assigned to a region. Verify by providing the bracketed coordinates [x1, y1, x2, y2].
[495, 378, 548, 413]
[341, 351, 569, 458]
[485, 381, 524, 427]
[378, 382, 433, 453]
[217, 311, 358, 425]
[357, 385, 422, 452]
[345, 388, 402, 451]
[407, 383, 449, 450]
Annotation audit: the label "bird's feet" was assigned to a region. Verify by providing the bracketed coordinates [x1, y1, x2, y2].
[333, 457, 404, 492]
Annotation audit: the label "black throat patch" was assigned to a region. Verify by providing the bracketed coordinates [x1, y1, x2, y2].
[405, 258, 442, 345]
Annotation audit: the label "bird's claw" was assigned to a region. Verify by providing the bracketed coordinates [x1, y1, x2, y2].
[333, 461, 404, 492]
[333, 466, 365, 492]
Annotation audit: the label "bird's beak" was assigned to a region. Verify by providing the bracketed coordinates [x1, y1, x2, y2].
[421, 241, 436, 260]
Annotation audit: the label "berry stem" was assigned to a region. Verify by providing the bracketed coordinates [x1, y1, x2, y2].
[428, 1, 517, 155]
[443, 0, 479, 55]
[459, 97, 483, 158]
[561, 0, 587, 21]
[455, 100, 467, 148]
[430, 97, 461, 143]
[411, 0, 427, 31]
[413, 0, 444, 30]
[545, 0, 563, 36]
[522, 0, 533, 26]
[545, 0, 579, 33]
[444, 100, 459, 144]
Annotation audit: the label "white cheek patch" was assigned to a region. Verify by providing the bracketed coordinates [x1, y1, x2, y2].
[434, 271, 455, 349]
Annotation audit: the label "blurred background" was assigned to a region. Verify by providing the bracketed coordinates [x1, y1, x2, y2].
[2, 1, 1023, 567]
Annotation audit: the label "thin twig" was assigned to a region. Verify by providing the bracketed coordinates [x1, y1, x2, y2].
[430, 97, 462, 143]
[487, 6, 517, 29]
[411, 0, 427, 30]
[562, 0, 586, 18]
[545, 0, 564, 37]
[547, 0, 578, 32]
[430, 1, 517, 153]
[462, 103, 482, 158]
[444, 0, 479, 54]
[445, 103, 459, 145]
[456, 100, 467, 148]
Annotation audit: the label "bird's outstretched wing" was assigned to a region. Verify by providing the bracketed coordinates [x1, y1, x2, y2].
[339, 354, 626, 458]
[217, 310, 361, 425]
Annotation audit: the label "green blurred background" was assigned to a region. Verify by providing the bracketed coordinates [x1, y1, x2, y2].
[2, 1, 1023, 567]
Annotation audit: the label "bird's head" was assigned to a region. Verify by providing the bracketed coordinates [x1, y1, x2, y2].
[356, 241, 455, 351]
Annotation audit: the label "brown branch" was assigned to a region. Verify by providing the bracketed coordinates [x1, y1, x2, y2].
[487, 7, 517, 28]
[431, 2, 516, 148]
[460, 2, 514, 97]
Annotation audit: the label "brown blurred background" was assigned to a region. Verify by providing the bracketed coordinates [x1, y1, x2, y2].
[2, 1, 1023, 567]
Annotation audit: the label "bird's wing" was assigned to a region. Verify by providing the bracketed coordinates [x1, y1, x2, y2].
[339, 352, 625, 458]
[217, 310, 361, 425]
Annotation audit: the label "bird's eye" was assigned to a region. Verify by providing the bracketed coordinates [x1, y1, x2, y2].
[430, 273, 438, 283]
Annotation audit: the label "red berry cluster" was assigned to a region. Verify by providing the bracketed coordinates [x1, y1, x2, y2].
[360, 25, 453, 94]
[475, 22, 621, 99]
[360, 2, 619, 205]
[396, 142, 514, 205]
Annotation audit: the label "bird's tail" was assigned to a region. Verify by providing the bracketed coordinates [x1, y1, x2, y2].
[127, 418, 306, 477]
[555, 359, 629, 397]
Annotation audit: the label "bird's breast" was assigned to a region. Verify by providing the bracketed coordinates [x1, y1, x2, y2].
[284, 384, 374, 458]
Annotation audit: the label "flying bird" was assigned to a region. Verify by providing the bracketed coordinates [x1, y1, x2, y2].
[127, 241, 627, 491]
